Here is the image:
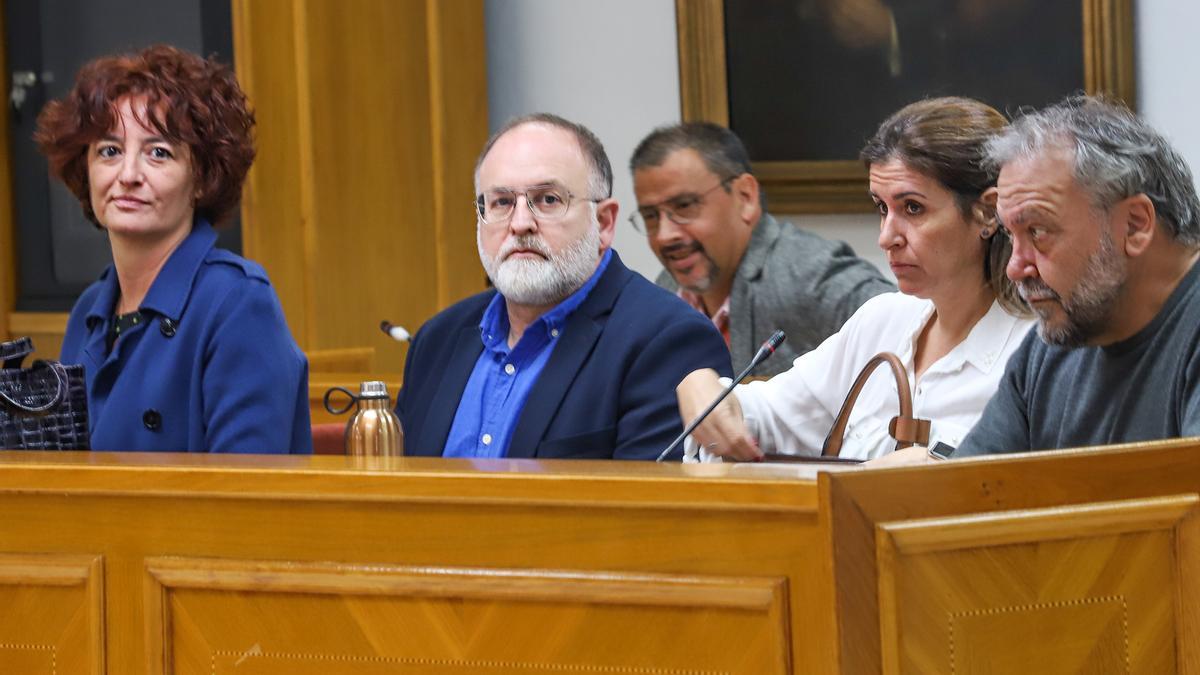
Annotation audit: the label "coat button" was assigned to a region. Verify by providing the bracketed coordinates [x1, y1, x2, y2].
[159, 318, 177, 338]
[143, 409, 162, 431]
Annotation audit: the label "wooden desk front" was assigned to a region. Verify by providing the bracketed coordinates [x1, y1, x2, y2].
[0, 453, 838, 674]
[823, 438, 1200, 674]
[4, 442, 1197, 675]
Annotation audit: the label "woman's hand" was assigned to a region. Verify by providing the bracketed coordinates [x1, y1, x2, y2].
[864, 445, 936, 468]
[676, 369, 763, 461]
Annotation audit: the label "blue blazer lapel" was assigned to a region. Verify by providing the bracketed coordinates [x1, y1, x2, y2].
[411, 325, 483, 456]
[506, 253, 630, 458]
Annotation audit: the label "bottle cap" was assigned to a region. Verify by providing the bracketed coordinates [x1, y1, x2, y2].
[359, 381, 389, 399]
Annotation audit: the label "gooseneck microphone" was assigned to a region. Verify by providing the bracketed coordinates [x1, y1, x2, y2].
[655, 330, 786, 462]
[380, 320, 411, 342]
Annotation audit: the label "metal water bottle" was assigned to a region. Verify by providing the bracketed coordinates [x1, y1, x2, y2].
[342, 381, 404, 456]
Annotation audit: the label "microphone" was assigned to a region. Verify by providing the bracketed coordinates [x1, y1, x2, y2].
[380, 320, 411, 342]
[656, 330, 786, 462]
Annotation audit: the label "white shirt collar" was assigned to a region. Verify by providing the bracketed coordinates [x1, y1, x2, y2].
[898, 300, 1029, 377]
[937, 301, 1029, 376]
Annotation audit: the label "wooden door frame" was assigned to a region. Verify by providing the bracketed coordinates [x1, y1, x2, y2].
[0, 0, 72, 349]
[0, 0, 17, 342]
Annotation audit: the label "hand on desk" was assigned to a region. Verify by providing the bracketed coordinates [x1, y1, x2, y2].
[864, 445, 937, 468]
[676, 368, 763, 462]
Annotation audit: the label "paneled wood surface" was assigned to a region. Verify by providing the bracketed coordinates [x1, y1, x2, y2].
[0, 553, 104, 674]
[234, 0, 488, 376]
[823, 438, 1200, 675]
[0, 452, 839, 674]
[1, 440, 1196, 673]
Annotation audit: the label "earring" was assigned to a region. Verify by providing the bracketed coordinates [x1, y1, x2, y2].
[979, 215, 1000, 239]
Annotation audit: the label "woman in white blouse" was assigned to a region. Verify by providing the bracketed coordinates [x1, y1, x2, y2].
[675, 97, 1035, 461]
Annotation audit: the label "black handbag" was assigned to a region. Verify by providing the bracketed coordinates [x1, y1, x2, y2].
[0, 337, 90, 450]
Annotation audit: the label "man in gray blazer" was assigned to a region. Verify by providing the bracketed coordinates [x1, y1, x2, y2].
[630, 123, 894, 375]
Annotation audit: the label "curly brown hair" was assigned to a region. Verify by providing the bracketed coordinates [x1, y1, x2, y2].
[34, 44, 255, 226]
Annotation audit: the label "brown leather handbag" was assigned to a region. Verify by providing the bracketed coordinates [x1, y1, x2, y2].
[821, 352, 931, 457]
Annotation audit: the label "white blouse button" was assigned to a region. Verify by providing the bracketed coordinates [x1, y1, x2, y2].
[551, 329, 560, 338]
[504, 363, 516, 375]
[481, 433, 493, 445]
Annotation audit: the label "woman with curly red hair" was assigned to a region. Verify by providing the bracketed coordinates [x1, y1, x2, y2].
[35, 45, 311, 454]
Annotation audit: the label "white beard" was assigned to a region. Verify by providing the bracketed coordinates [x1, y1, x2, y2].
[478, 220, 602, 306]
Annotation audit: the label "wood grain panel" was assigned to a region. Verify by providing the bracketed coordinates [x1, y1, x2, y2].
[876, 496, 1193, 675]
[146, 558, 789, 675]
[823, 440, 1200, 675]
[426, 0, 490, 309]
[301, 0, 427, 375]
[0, 553, 104, 675]
[1084, 0, 1136, 105]
[0, 452, 834, 673]
[233, 0, 487, 376]
[675, 0, 728, 125]
[948, 595, 1130, 674]
[233, 0, 311, 348]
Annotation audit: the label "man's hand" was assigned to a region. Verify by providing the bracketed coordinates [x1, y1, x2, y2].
[864, 445, 937, 468]
[676, 369, 763, 461]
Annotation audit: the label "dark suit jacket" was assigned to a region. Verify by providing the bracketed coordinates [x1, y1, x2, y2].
[396, 252, 733, 460]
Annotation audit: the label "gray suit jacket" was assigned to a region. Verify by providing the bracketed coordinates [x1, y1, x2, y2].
[657, 213, 894, 376]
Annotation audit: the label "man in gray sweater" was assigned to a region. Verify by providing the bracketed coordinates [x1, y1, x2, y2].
[950, 96, 1200, 457]
[630, 123, 893, 376]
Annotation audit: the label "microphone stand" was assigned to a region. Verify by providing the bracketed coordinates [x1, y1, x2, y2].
[656, 330, 786, 462]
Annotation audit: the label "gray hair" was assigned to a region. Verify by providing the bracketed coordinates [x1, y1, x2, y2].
[474, 113, 613, 200]
[986, 95, 1200, 246]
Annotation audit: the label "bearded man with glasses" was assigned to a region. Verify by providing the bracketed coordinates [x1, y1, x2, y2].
[395, 114, 732, 461]
[631, 123, 894, 375]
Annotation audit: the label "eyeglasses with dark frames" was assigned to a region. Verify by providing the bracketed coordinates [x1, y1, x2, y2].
[629, 176, 737, 235]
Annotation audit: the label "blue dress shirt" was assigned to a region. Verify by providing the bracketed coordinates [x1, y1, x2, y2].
[443, 250, 613, 458]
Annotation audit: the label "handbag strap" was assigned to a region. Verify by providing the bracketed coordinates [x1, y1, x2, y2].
[0, 360, 68, 413]
[0, 337, 34, 369]
[821, 352, 932, 457]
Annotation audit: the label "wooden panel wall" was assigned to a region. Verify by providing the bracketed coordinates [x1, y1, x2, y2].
[233, 0, 488, 375]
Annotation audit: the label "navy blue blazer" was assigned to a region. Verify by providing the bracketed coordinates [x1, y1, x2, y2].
[396, 252, 732, 460]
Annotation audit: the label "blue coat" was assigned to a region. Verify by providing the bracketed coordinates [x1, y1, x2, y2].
[60, 221, 312, 454]
[396, 252, 733, 460]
